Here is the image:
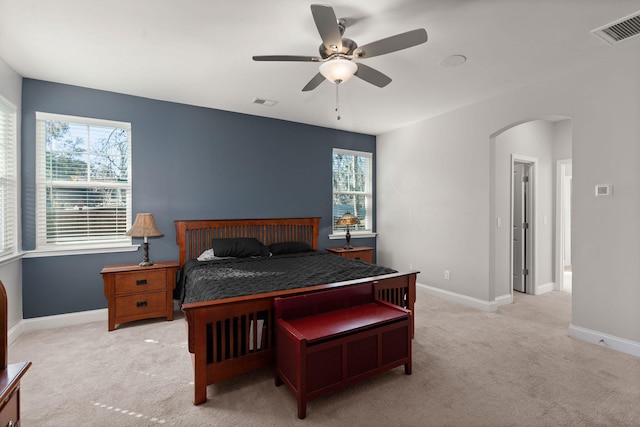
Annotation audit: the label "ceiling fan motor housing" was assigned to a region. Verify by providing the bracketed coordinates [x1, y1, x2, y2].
[319, 38, 357, 58]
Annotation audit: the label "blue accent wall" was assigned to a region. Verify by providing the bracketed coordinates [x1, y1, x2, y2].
[21, 79, 377, 318]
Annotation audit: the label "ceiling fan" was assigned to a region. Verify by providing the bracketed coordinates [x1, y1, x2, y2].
[252, 4, 428, 92]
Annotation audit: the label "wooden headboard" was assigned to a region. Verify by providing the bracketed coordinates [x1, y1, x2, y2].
[174, 217, 321, 267]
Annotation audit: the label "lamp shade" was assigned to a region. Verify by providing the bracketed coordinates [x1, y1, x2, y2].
[126, 213, 164, 238]
[336, 212, 360, 226]
[319, 59, 358, 84]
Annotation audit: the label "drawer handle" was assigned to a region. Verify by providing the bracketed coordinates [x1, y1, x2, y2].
[136, 301, 148, 308]
[136, 279, 147, 286]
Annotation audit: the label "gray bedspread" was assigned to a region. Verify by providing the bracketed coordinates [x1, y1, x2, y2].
[178, 251, 397, 305]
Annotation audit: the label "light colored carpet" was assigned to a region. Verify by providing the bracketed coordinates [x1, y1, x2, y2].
[9, 288, 640, 426]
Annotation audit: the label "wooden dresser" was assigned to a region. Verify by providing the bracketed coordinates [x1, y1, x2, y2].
[0, 281, 30, 427]
[101, 261, 179, 331]
[0, 361, 30, 426]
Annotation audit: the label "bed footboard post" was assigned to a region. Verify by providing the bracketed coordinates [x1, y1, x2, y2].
[186, 309, 208, 405]
[407, 273, 417, 338]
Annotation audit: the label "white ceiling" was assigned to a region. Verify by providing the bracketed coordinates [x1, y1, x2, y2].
[1, 0, 640, 135]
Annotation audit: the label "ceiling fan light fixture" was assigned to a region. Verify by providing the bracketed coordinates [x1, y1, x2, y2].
[319, 59, 357, 84]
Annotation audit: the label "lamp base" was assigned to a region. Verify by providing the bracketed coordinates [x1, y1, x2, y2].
[139, 242, 153, 266]
[343, 227, 353, 250]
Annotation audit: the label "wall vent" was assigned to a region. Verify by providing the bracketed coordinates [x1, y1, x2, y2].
[592, 11, 640, 45]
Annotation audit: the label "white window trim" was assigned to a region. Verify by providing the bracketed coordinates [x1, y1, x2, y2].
[332, 148, 373, 234]
[0, 95, 18, 262]
[328, 231, 377, 240]
[35, 112, 133, 253]
[23, 244, 139, 258]
[35, 112, 131, 130]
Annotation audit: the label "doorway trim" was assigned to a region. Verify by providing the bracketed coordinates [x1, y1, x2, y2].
[555, 158, 572, 291]
[510, 154, 537, 296]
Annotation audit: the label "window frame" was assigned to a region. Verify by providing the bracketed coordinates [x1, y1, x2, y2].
[0, 95, 18, 262]
[34, 112, 134, 253]
[330, 148, 376, 239]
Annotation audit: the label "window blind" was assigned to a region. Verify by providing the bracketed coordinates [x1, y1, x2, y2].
[0, 96, 17, 258]
[36, 112, 132, 248]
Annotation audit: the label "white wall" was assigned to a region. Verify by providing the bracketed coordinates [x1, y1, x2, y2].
[553, 120, 573, 160]
[377, 46, 640, 348]
[0, 56, 23, 337]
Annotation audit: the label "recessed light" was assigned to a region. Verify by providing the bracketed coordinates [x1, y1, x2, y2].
[439, 55, 467, 68]
[252, 97, 278, 106]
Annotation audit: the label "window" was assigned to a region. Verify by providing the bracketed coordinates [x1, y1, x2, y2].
[332, 148, 372, 234]
[36, 112, 132, 250]
[0, 96, 17, 260]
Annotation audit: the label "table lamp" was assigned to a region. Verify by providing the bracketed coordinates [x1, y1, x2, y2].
[336, 212, 360, 249]
[126, 213, 164, 266]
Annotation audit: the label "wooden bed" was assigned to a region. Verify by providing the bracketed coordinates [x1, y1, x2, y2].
[175, 217, 418, 405]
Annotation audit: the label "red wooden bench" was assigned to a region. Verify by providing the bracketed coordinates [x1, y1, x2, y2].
[274, 282, 412, 419]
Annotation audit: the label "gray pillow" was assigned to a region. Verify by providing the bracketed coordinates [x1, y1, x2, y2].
[211, 237, 269, 258]
[269, 241, 313, 255]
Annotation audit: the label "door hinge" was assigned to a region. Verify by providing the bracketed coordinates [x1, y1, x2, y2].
[523, 268, 529, 276]
[522, 176, 529, 183]
[523, 222, 529, 229]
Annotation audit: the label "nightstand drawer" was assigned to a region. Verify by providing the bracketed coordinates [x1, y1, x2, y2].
[115, 291, 167, 318]
[114, 269, 166, 295]
[326, 246, 374, 263]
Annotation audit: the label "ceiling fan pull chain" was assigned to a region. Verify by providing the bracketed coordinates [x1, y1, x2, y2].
[335, 82, 341, 120]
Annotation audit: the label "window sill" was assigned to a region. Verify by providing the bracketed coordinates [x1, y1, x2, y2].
[0, 252, 23, 267]
[23, 244, 139, 258]
[329, 232, 377, 240]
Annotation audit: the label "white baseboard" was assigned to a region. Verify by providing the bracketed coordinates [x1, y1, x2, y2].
[495, 293, 513, 307]
[9, 308, 108, 347]
[569, 324, 640, 358]
[535, 281, 554, 295]
[417, 282, 512, 312]
[10, 303, 183, 347]
[8, 322, 25, 348]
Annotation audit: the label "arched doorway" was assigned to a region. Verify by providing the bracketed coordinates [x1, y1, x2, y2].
[490, 117, 572, 304]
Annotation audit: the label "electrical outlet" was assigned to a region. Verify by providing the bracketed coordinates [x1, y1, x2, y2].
[444, 270, 451, 280]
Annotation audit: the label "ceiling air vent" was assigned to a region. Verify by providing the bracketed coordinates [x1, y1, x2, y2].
[251, 97, 278, 107]
[592, 11, 640, 45]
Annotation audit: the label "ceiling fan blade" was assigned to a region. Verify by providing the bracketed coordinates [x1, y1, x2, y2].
[302, 72, 326, 91]
[354, 63, 392, 88]
[253, 55, 321, 62]
[353, 28, 428, 59]
[311, 4, 343, 53]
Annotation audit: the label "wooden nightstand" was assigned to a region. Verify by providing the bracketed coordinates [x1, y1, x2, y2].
[326, 246, 374, 263]
[101, 260, 179, 331]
